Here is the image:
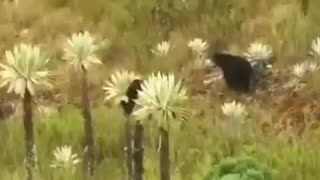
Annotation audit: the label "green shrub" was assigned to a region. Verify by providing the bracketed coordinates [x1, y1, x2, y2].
[204, 156, 275, 180]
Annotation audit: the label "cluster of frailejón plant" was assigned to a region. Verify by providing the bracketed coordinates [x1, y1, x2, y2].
[188, 38, 212, 69]
[0, 43, 52, 97]
[133, 72, 188, 128]
[50, 145, 80, 172]
[103, 70, 141, 104]
[310, 37, 320, 59]
[152, 41, 172, 57]
[62, 31, 102, 70]
[244, 41, 274, 79]
[292, 61, 319, 78]
[221, 100, 248, 121]
[244, 42, 273, 62]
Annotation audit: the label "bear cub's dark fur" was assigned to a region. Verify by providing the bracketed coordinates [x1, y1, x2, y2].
[211, 53, 255, 93]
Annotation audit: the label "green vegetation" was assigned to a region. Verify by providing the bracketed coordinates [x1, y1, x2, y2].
[0, 0, 320, 179]
[204, 156, 275, 180]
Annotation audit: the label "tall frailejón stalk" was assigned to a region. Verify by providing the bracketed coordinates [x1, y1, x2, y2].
[0, 43, 52, 180]
[62, 31, 103, 178]
[133, 72, 188, 180]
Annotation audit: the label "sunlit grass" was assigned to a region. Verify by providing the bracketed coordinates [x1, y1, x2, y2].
[0, 98, 320, 179]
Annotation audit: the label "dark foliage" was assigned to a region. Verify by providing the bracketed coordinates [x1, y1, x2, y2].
[301, 0, 310, 16]
[159, 127, 170, 180]
[211, 53, 255, 93]
[133, 122, 144, 180]
[121, 79, 143, 116]
[80, 67, 95, 177]
[0, 98, 3, 120]
[23, 89, 35, 180]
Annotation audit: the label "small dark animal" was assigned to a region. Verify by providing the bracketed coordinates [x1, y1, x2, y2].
[120, 79, 144, 116]
[0, 98, 15, 121]
[211, 53, 255, 93]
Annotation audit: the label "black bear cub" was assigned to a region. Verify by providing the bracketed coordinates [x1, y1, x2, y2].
[120, 79, 143, 116]
[211, 53, 255, 93]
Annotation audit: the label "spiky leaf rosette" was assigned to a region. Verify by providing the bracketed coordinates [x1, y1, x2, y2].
[243, 41, 274, 81]
[310, 37, 320, 60]
[188, 38, 208, 55]
[151, 40, 172, 56]
[102, 70, 141, 104]
[50, 145, 80, 172]
[0, 43, 52, 97]
[63, 31, 102, 70]
[243, 42, 273, 62]
[221, 100, 248, 122]
[133, 72, 188, 129]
